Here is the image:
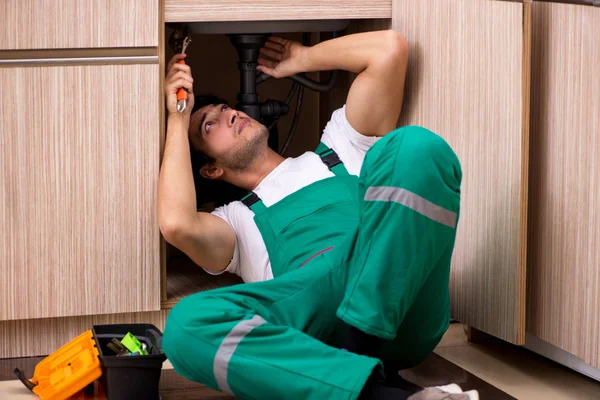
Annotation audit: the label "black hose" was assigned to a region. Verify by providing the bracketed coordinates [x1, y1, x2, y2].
[276, 32, 309, 155]
[257, 64, 337, 92]
[280, 84, 304, 155]
[288, 71, 338, 92]
[256, 61, 338, 92]
[285, 81, 300, 105]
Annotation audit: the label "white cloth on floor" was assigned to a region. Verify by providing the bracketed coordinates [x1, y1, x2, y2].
[408, 383, 480, 400]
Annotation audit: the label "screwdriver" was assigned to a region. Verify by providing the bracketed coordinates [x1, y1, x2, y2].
[176, 36, 192, 113]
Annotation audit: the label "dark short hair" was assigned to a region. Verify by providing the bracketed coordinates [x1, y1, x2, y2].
[191, 94, 230, 116]
[189, 94, 247, 207]
[189, 94, 230, 169]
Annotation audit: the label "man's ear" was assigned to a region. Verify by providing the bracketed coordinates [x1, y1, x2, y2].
[200, 163, 224, 180]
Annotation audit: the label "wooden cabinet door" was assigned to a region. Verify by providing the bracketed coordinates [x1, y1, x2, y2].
[0, 64, 161, 321]
[528, 2, 600, 369]
[392, 0, 531, 344]
[0, 0, 158, 50]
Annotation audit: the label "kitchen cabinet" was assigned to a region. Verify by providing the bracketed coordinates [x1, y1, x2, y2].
[0, 64, 162, 321]
[527, 1, 600, 369]
[322, 0, 531, 345]
[0, 0, 535, 359]
[394, 0, 531, 345]
[0, 0, 158, 50]
[162, 2, 532, 348]
[0, 0, 162, 334]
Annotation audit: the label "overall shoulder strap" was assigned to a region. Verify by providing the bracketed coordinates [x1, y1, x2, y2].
[316, 142, 349, 176]
[315, 142, 330, 154]
[241, 192, 267, 214]
[242, 142, 350, 212]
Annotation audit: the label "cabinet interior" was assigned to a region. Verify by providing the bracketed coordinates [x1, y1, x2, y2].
[161, 18, 386, 308]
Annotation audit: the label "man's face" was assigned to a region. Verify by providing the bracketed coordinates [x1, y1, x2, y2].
[189, 104, 269, 175]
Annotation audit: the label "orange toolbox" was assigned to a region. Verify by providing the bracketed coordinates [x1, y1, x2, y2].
[14, 324, 166, 400]
[14, 330, 102, 400]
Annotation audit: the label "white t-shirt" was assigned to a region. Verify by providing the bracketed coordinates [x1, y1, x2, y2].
[209, 105, 380, 282]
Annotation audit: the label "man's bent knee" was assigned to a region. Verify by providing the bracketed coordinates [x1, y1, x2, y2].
[391, 126, 460, 173]
[363, 125, 462, 194]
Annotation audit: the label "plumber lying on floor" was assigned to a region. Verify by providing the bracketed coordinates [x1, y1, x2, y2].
[158, 30, 463, 399]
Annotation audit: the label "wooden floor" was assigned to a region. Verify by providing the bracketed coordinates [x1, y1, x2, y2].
[0, 323, 516, 400]
[0, 352, 511, 400]
[163, 255, 242, 308]
[3, 314, 599, 399]
[434, 325, 600, 400]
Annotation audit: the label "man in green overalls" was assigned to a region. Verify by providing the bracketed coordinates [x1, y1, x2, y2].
[158, 30, 462, 399]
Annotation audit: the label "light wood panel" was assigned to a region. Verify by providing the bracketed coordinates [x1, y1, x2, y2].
[527, 2, 600, 368]
[165, 0, 391, 22]
[392, 0, 530, 344]
[0, 64, 161, 321]
[0, 310, 170, 359]
[0, 0, 158, 50]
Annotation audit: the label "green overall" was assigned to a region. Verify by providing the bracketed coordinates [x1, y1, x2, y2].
[163, 125, 462, 400]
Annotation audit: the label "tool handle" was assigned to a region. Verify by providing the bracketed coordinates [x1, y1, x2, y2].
[176, 59, 188, 101]
[14, 368, 36, 392]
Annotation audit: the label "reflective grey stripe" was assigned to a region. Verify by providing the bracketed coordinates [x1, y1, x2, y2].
[365, 186, 457, 228]
[214, 315, 266, 394]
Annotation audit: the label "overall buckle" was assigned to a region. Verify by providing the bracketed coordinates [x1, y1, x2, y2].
[320, 150, 342, 169]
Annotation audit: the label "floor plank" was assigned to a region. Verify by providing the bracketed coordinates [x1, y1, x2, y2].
[436, 325, 600, 400]
[163, 256, 242, 309]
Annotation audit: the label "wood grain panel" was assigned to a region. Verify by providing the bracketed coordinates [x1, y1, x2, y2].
[0, 64, 161, 321]
[0, 310, 170, 358]
[0, 0, 158, 50]
[165, 0, 391, 22]
[527, 2, 600, 368]
[392, 0, 529, 344]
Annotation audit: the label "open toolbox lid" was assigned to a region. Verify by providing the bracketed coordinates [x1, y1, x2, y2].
[14, 330, 102, 400]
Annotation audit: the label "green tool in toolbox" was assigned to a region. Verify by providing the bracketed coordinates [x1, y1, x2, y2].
[120, 332, 149, 355]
